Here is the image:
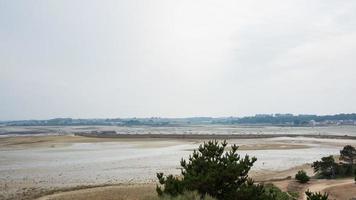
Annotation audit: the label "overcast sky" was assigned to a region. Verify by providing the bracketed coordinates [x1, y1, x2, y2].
[1, 0, 356, 120]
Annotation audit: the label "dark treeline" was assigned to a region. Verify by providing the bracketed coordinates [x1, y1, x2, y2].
[1, 113, 356, 126]
[216, 113, 356, 125]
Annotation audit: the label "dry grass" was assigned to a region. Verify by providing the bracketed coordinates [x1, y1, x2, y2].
[36, 184, 157, 200]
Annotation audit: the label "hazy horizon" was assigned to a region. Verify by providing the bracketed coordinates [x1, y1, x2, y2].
[1, 0, 356, 121]
[2, 112, 356, 122]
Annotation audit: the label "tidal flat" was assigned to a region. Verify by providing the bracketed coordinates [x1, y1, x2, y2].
[1, 125, 356, 199]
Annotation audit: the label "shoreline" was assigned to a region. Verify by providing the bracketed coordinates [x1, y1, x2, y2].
[74, 132, 356, 140]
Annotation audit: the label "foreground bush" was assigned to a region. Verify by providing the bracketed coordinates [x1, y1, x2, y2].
[154, 191, 216, 200]
[295, 170, 310, 183]
[305, 190, 329, 200]
[156, 140, 278, 200]
[264, 183, 293, 200]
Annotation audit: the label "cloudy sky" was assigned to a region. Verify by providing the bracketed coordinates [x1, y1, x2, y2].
[1, 0, 356, 120]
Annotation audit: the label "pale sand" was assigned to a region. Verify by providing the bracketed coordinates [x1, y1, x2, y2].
[302, 179, 354, 200]
[325, 182, 356, 199]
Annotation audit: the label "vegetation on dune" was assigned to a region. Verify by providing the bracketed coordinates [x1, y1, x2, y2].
[340, 145, 356, 167]
[305, 190, 329, 200]
[148, 191, 216, 200]
[150, 186, 293, 200]
[156, 140, 294, 200]
[263, 183, 294, 200]
[312, 145, 356, 179]
[312, 156, 336, 178]
[154, 141, 356, 200]
[295, 170, 310, 183]
[340, 145, 356, 161]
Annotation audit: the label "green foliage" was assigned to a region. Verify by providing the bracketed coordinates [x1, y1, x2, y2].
[312, 156, 336, 178]
[340, 145, 356, 165]
[232, 179, 277, 200]
[332, 145, 356, 177]
[340, 145, 356, 162]
[156, 174, 184, 196]
[312, 146, 356, 179]
[264, 183, 293, 200]
[155, 191, 216, 200]
[334, 163, 355, 177]
[295, 170, 310, 183]
[156, 140, 278, 200]
[305, 190, 329, 200]
[287, 191, 299, 199]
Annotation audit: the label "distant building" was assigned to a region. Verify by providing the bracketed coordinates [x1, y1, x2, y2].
[309, 120, 316, 126]
[255, 114, 273, 117]
[274, 113, 293, 117]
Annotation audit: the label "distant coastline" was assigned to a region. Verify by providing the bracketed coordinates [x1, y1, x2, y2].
[75, 131, 356, 140]
[1, 113, 356, 127]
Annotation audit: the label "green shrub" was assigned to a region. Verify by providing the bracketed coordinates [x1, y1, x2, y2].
[264, 183, 292, 200]
[156, 140, 278, 200]
[340, 145, 356, 165]
[158, 191, 216, 200]
[312, 156, 336, 178]
[295, 170, 310, 183]
[305, 190, 329, 200]
[312, 146, 356, 179]
[287, 191, 299, 199]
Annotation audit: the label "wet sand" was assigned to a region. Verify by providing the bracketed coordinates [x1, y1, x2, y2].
[0, 135, 187, 149]
[2, 134, 356, 200]
[0, 135, 312, 150]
